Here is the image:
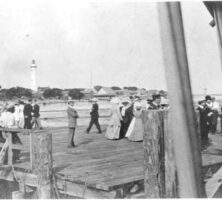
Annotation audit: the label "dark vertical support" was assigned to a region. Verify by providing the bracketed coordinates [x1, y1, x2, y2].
[32, 132, 53, 198]
[158, 2, 205, 197]
[142, 110, 165, 198]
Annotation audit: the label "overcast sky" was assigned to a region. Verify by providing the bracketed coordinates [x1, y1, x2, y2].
[0, 0, 221, 94]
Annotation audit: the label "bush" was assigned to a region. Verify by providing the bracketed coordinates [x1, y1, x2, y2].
[68, 89, 84, 100]
[43, 88, 63, 99]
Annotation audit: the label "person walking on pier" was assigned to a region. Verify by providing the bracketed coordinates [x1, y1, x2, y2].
[86, 98, 102, 134]
[67, 100, 79, 148]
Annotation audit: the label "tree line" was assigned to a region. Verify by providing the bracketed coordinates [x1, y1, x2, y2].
[0, 86, 167, 100]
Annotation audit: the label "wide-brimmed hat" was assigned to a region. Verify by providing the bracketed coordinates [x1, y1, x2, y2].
[205, 95, 212, 101]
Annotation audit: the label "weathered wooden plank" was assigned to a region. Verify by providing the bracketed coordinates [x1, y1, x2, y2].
[142, 110, 165, 198]
[0, 143, 24, 151]
[164, 111, 178, 197]
[158, 2, 205, 197]
[205, 166, 222, 197]
[8, 132, 13, 165]
[56, 179, 116, 198]
[32, 133, 53, 198]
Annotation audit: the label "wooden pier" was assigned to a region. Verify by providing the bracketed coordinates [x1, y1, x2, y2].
[0, 111, 222, 198]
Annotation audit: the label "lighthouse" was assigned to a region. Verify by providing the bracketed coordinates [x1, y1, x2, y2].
[30, 59, 37, 92]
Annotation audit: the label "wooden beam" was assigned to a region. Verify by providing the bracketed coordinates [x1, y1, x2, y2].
[164, 111, 178, 198]
[32, 133, 53, 198]
[158, 2, 205, 197]
[56, 179, 116, 199]
[142, 110, 165, 198]
[205, 166, 222, 198]
[8, 132, 12, 165]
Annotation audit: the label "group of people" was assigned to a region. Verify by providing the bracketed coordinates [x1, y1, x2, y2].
[105, 94, 167, 141]
[196, 95, 221, 143]
[0, 99, 42, 130]
[0, 99, 42, 162]
[66, 94, 168, 148]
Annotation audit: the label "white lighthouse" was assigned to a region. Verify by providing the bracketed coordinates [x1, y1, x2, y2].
[30, 59, 37, 92]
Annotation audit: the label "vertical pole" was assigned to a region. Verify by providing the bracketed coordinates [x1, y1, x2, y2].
[164, 111, 178, 198]
[8, 132, 13, 165]
[32, 132, 53, 198]
[142, 110, 165, 198]
[158, 2, 205, 197]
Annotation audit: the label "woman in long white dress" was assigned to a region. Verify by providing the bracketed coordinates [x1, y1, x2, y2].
[125, 102, 143, 142]
[18, 101, 25, 128]
[105, 98, 123, 140]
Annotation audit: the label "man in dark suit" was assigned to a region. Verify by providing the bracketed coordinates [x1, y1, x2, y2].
[23, 99, 33, 129]
[86, 98, 102, 134]
[32, 99, 43, 129]
[148, 94, 161, 110]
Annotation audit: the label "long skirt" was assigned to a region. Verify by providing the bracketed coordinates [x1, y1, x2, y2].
[105, 124, 121, 140]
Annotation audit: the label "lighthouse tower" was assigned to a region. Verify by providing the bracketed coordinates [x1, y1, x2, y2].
[30, 59, 37, 92]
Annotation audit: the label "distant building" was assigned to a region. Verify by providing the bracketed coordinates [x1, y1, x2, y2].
[94, 87, 116, 99]
[82, 88, 97, 100]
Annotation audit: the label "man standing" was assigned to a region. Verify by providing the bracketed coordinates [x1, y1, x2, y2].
[86, 98, 102, 134]
[23, 99, 33, 129]
[32, 99, 43, 129]
[67, 100, 79, 148]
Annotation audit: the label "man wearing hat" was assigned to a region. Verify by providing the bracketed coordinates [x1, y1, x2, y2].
[199, 95, 213, 142]
[23, 99, 33, 129]
[148, 94, 161, 110]
[86, 98, 102, 134]
[67, 100, 79, 148]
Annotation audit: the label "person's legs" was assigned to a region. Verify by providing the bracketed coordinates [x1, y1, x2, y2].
[86, 119, 94, 133]
[27, 117, 32, 129]
[68, 128, 75, 147]
[36, 117, 43, 129]
[94, 119, 102, 133]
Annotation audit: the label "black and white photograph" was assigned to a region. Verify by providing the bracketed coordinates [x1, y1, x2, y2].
[0, 0, 222, 198]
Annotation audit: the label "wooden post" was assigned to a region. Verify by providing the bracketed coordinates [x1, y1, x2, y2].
[142, 110, 165, 198]
[8, 132, 13, 165]
[31, 132, 53, 198]
[164, 111, 178, 198]
[158, 2, 205, 197]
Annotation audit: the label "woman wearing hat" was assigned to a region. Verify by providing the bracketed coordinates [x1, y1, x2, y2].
[105, 98, 122, 140]
[125, 102, 143, 142]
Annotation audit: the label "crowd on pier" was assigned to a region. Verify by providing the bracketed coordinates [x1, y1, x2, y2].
[0, 99, 42, 162]
[196, 95, 221, 144]
[67, 94, 169, 148]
